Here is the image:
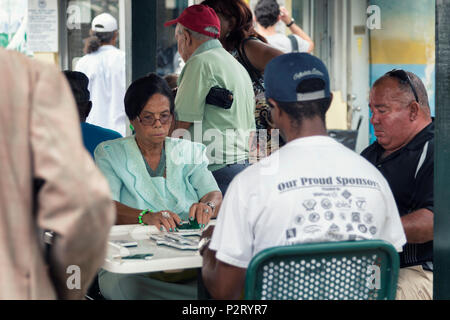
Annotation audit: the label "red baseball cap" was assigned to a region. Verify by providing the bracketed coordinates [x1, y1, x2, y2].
[164, 4, 220, 39]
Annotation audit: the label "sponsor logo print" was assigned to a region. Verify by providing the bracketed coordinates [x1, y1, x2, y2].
[363, 213, 373, 224]
[286, 228, 297, 239]
[352, 212, 361, 223]
[326, 231, 344, 241]
[295, 214, 305, 225]
[335, 201, 351, 209]
[358, 224, 368, 233]
[356, 199, 367, 210]
[303, 199, 317, 211]
[324, 211, 334, 221]
[321, 198, 332, 209]
[341, 190, 352, 199]
[329, 223, 340, 233]
[303, 225, 322, 234]
[308, 212, 320, 223]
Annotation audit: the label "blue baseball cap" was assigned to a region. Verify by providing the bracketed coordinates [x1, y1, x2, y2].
[264, 53, 330, 103]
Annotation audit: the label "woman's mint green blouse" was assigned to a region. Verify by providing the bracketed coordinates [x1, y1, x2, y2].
[94, 136, 219, 220]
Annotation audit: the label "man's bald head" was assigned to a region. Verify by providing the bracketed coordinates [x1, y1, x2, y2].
[373, 70, 431, 117]
[369, 70, 432, 154]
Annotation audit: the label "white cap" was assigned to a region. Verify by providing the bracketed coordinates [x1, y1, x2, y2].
[91, 13, 118, 32]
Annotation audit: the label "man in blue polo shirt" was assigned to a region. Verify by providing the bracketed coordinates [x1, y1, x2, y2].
[63, 71, 122, 158]
[361, 69, 434, 300]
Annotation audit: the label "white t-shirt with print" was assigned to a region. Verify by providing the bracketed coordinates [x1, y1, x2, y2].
[266, 33, 311, 53]
[209, 136, 406, 269]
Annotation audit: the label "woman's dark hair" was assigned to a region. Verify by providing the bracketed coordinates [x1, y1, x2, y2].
[83, 30, 116, 54]
[124, 73, 175, 121]
[201, 0, 267, 52]
[254, 0, 280, 28]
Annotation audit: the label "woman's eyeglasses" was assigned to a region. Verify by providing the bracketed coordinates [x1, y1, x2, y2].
[385, 69, 419, 103]
[137, 113, 172, 126]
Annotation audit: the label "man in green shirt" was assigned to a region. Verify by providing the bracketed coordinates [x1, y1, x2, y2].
[165, 4, 255, 195]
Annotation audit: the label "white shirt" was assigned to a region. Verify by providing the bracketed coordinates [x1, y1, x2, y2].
[266, 33, 311, 53]
[75, 45, 126, 136]
[210, 136, 406, 269]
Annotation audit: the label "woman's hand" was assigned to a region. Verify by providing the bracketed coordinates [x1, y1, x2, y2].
[189, 202, 213, 229]
[144, 210, 181, 232]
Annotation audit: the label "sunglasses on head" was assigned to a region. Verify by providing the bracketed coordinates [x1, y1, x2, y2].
[385, 69, 419, 103]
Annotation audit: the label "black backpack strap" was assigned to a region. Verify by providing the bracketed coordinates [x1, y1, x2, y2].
[288, 34, 299, 52]
[236, 37, 265, 91]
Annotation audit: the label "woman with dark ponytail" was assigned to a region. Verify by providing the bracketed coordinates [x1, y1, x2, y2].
[75, 13, 127, 136]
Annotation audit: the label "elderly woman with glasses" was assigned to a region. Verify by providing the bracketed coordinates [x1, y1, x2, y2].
[94, 74, 222, 299]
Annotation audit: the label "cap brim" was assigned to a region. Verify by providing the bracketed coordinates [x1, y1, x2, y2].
[164, 19, 178, 27]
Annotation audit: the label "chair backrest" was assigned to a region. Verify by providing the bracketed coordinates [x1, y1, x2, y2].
[244, 240, 399, 300]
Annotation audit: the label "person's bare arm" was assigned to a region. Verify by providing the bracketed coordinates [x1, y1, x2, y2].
[243, 39, 284, 73]
[115, 201, 181, 232]
[189, 191, 223, 228]
[114, 201, 142, 225]
[200, 227, 246, 299]
[202, 249, 246, 299]
[280, 7, 314, 53]
[401, 208, 433, 243]
[199, 191, 222, 218]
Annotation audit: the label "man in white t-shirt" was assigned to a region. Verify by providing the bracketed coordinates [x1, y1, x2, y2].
[75, 13, 126, 136]
[200, 53, 406, 299]
[255, 0, 314, 53]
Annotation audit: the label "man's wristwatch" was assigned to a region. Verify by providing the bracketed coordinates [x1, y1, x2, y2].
[286, 18, 295, 27]
[206, 201, 216, 214]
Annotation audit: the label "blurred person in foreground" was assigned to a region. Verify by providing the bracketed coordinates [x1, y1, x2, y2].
[0, 48, 115, 299]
